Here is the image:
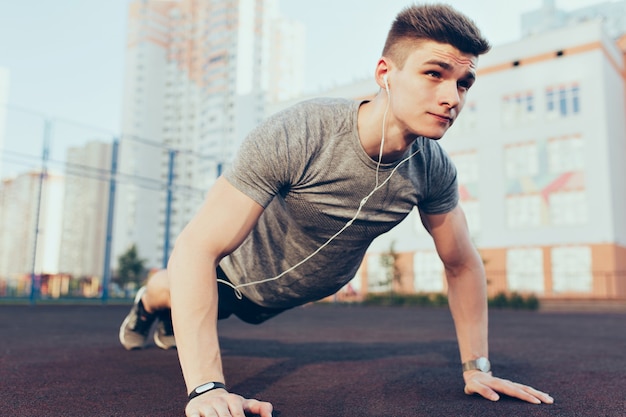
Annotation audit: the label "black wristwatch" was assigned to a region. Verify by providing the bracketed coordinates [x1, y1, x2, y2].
[188, 381, 227, 400]
[462, 357, 491, 373]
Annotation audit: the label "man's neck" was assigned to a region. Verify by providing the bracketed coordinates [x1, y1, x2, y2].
[357, 97, 415, 163]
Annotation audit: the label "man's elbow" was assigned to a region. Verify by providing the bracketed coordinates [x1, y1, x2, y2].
[167, 228, 220, 273]
[443, 251, 484, 280]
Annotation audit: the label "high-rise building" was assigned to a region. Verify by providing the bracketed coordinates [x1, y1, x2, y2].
[0, 171, 64, 287]
[262, 1, 305, 104]
[0, 67, 9, 179]
[58, 141, 112, 278]
[114, 0, 305, 269]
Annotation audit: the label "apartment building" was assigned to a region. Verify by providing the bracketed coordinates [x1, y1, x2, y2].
[58, 141, 112, 278]
[0, 171, 64, 286]
[0, 67, 9, 178]
[114, 0, 305, 269]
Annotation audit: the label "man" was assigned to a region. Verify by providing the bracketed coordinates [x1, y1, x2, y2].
[120, 4, 554, 416]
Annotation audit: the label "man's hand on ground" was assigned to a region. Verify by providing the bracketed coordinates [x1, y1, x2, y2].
[186, 389, 273, 417]
[463, 370, 554, 405]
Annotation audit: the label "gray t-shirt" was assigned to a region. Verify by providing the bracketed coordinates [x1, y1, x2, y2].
[221, 98, 458, 309]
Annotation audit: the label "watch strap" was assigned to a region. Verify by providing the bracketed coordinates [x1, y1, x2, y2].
[188, 381, 227, 401]
[462, 357, 491, 373]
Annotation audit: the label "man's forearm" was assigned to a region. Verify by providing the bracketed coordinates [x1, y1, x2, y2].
[168, 241, 225, 393]
[446, 256, 489, 364]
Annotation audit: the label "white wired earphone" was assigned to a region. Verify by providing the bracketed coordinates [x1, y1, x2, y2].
[218, 73, 422, 299]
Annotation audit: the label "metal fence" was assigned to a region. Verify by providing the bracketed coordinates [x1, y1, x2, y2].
[0, 105, 217, 303]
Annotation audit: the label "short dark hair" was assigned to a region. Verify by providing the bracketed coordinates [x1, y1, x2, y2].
[382, 4, 491, 68]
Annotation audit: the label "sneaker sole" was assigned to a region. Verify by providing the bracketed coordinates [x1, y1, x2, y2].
[118, 287, 148, 350]
[153, 331, 176, 350]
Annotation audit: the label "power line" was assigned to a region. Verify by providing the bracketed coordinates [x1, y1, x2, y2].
[5, 103, 225, 161]
[1, 148, 209, 195]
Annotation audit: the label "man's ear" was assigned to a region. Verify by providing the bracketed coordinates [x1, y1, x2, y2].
[375, 57, 392, 91]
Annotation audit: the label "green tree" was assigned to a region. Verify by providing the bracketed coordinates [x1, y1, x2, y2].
[379, 241, 401, 295]
[115, 244, 147, 288]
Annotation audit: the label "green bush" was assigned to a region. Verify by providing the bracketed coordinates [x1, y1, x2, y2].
[489, 292, 509, 308]
[524, 294, 540, 310]
[488, 292, 540, 310]
[363, 292, 448, 307]
[362, 291, 539, 310]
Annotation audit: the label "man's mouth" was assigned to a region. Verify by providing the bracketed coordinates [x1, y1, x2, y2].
[430, 113, 453, 124]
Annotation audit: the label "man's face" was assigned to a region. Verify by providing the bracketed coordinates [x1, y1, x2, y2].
[386, 40, 478, 140]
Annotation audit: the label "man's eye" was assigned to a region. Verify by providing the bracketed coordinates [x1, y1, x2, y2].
[458, 80, 473, 90]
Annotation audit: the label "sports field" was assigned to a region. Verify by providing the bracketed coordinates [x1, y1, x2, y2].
[1, 303, 624, 416]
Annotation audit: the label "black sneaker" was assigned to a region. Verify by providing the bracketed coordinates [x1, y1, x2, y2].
[153, 309, 176, 350]
[119, 287, 156, 350]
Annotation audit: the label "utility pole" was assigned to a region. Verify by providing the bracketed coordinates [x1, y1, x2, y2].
[29, 119, 52, 305]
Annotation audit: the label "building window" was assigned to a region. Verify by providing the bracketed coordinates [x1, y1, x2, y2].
[571, 85, 580, 114]
[506, 194, 543, 229]
[545, 135, 587, 226]
[525, 92, 534, 113]
[549, 190, 588, 225]
[455, 101, 477, 131]
[502, 91, 535, 127]
[504, 142, 539, 178]
[506, 248, 544, 294]
[551, 246, 592, 293]
[503, 136, 587, 228]
[559, 88, 568, 116]
[413, 251, 444, 293]
[451, 151, 479, 183]
[546, 88, 555, 115]
[546, 84, 580, 119]
[450, 151, 480, 234]
[547, 136, 584, 174]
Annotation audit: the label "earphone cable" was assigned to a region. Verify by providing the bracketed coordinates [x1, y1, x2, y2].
[218, 88, 422, 299]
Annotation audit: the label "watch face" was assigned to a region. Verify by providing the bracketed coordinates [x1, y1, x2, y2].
[476, 357, 490, 372]
[195, 382, 216, 394]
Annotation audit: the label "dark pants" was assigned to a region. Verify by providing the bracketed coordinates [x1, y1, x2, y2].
[216, 266, 288, 324]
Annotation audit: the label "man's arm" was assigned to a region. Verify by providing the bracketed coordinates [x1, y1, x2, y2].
[168, 177, 273, 417]
[420, 205, 553, 405]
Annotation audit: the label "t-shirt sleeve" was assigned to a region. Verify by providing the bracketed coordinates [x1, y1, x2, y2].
[223, 103, 312, 208]
[417, 140, 459, 214]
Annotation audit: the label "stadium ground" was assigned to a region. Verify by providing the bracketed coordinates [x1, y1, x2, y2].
[1, 303, 624, 416]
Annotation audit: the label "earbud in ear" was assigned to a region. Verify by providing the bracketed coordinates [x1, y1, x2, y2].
[383, 74, 389, 92]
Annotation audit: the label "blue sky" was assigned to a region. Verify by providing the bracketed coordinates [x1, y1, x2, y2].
[0, 1, 127, 133]
[0, 0, 611, 176]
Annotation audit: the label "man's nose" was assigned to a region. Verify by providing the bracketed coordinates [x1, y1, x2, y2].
[440, 81, 460, 108]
